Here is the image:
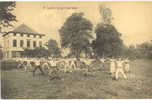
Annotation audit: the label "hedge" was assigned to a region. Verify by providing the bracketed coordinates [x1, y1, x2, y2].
[0, 60, 18, 70]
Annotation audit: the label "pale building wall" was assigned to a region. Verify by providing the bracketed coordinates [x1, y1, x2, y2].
[3, 32, 45, 58]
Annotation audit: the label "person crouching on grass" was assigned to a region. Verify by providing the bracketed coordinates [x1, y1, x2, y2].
[115, 58, 128, 80]
[48, 66, 63, 81]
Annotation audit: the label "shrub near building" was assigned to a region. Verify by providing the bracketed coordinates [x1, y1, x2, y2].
[1, 60, 18, 70]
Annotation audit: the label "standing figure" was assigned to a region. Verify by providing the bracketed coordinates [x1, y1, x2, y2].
[64, 59, 72, 73]
[115, 58, 127, 80]
[110, 58, 116, 76]
[63, 59, 68, 72]
[50, 59, 57, 68]
[124, 58, 130, 73]
[26, 60, 32, 71]
[42, 59, 50, 75]
[32, 58, 44, 76]
[22, 61, 27, 71]
[70, 58, 77, 71]
[17, 60, 24, 69]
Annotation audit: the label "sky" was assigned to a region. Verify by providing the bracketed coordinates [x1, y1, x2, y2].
[1, 2, 152, 47]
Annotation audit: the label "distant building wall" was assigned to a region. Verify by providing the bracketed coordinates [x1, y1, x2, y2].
[3, 32, 45, 59]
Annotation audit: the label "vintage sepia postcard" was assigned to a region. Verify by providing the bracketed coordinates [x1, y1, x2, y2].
[0, 1, 152, 99]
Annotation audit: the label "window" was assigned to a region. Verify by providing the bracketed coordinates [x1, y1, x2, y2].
[34, 35, 36, 38]
[14, 33, 17, 36]
[27, 34, 30, 37]
[39, 35, 42, 38]
[33, 41, 36, 47]
[21, 34, 23, 37]
[27, 40, 30, 47]
[13, 40, 17, 47]
[39, 41, 42, 47]
[20, 40, 24, 47]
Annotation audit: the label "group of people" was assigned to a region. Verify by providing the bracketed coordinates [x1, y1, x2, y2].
[16, 57, 130, 80]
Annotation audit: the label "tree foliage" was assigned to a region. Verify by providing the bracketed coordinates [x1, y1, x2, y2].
[0, 2, 17, 32]
[59, 12, 93, 58]
[46, 39, 61, 58]
[136, 42, 152, 59]
[92, 6, 123, 58]
[92, 24, 123, 57]
[99, 5, 113, 25]
[22, 47, 49, 58]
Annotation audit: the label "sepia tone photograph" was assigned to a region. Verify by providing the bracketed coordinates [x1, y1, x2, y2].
[0, 1, 152, 99]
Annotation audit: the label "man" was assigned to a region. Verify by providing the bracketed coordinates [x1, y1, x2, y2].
[32, 58, 45, 76]
[124, 58, 130, 73]
[48, 66, 62, 81]
[49, 59, 57, 68]
[69, 58, 77, 71]
[17, 60, 24, 69]
[26, 60, 32, 72]
[42, 59, 50, 75]
[110, 58, 116, 76]
[64, 59, 72, 73]
[115, 58, 127, 80]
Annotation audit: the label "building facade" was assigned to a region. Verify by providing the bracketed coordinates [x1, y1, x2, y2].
[2, 24, 45, 58]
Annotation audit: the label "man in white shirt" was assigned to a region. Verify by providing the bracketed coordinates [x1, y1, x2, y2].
[110, 58, 116, 76]
[115, 58, 127, 80]
[69, 58, 77, 71]
[124, 58, 130, 73]
[64, 59, 73, 73]
[26, 60, 32, 71]
[49, 59, 57, 67]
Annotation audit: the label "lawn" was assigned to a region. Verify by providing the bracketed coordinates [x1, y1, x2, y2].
[1, 59, 152, 99]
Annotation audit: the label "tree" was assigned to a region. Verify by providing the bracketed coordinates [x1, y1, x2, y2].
[59, 12, 93, 58]
[33, 47, 49, 58]
[121, 45, 139, 60]
[22, 48, 34, 57]
[92, 24, 123, 57]
[46, 39, 61, 58]
[137, 42, 152, 59]
[0, 2, 17, 32]
[99, 5, 113, 25]
[92, 6, 123, 58]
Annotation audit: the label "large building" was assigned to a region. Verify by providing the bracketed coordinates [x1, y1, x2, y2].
[2, 24, 45, 58]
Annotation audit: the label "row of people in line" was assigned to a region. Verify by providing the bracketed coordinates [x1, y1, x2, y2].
[17, 57, 130, 80]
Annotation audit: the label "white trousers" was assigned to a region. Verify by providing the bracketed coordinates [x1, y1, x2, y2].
[115, 68, 127, 79]
[125, 64, 130, 72]
[110, 65, 115, 73]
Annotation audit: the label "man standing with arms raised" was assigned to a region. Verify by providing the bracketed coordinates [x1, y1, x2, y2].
[115, 58, 127, 80]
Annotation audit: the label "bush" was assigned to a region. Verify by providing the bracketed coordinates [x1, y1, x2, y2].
[1, 60, 18, 70]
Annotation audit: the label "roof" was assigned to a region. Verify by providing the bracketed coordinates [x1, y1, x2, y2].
[3, 24, 45, 37]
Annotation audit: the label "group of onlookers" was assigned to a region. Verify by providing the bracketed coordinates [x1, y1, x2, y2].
[16, 57, 130, 80]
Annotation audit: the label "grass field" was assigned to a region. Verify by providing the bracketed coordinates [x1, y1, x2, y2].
[1, 59, 152, 99]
